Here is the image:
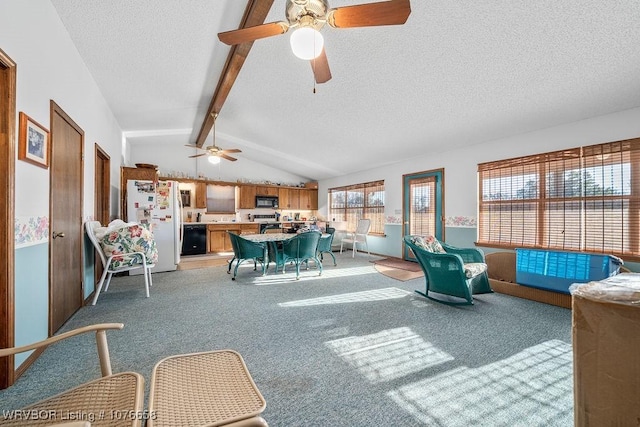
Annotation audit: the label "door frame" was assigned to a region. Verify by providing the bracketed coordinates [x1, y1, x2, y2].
[94, 144, 110, 288]
[0, 48, 17, 389]
[94, 143, 110, 223]
[402, 168, 445, 260]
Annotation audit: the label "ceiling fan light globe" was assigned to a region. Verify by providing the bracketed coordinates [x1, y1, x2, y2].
[208, 155, 221, 165]
[290, 27, 324, 60]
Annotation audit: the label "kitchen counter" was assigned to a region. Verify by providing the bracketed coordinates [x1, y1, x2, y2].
[184, 221, 254, 225]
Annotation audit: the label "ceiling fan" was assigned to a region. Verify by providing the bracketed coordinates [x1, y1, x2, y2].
[218, 0, 411, 84]
[185, 113, 241, 164]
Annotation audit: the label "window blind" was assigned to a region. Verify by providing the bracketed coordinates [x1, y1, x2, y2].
[409, 175, 436, 236]
[478, 138, 640, 258]
[329, 180, 385, 234]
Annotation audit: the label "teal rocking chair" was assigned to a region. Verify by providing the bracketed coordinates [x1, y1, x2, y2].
[404, 235, 493, 305]
[282, 231, 323, 280]
[227, 232, 268, 280]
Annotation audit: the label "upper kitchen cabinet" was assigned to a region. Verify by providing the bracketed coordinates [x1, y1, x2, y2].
[301, 189, 318, 210]
[279, 187, 318, 210]
[238, 185, 256, 209]
[279, 188, 299, 209]
[256, 186, 278, 197]
[195, 182, 207, 209]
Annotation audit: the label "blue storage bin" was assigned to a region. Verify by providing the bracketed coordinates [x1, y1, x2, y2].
[515, 249, 622, 294]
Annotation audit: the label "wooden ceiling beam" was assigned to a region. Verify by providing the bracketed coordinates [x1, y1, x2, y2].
[195, 0, 275, 147]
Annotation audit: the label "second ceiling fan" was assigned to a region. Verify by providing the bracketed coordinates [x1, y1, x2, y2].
[186, 113, 241, 163]
[218, 0, 411, 84]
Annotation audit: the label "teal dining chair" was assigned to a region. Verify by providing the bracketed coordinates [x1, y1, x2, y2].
[281, 231, 323, 280]
[227, 232, 268, 280]
[317, 227, 336, 266]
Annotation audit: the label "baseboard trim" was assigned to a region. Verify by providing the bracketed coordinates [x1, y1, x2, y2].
[14, 346, 45, 381]
[490, 279, 571, 309]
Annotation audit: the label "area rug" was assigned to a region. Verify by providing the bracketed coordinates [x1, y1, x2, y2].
[372, 257, 423, 281]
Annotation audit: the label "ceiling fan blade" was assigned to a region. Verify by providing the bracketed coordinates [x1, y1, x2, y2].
[220, 148, 242, 153]
[311, 48, 332, 84]
[218, 21, 289, 45]
[328, 0, 411, 28]
[219, 153, 238, 162]
[188, 153, 208, 158]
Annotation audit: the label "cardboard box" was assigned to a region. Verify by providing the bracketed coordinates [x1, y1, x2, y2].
[571, 273, 640, 425]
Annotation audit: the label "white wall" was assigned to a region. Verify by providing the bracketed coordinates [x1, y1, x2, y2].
[3, 0, 125, 220]
[318, 107, 640, 256]
[128, 139, 308, 185]
[1, 0, 125, 362]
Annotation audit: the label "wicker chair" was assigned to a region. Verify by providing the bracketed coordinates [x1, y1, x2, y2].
[227, 232, 268, 280]
[281, 232, 323, 280]
[0, 326, 269, 427]
[404, 235, 493, 305]
[0, 323, 144, 427]
[85, 221, 154, 306]
[317, 227, 336, 266]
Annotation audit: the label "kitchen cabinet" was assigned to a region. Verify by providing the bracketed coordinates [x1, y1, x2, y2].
[195, 182, 207, 209]
[304, 189, 318, 210]
[238, 185, 256, 209]
[279, 188, 297, 209]
[207, 224, 241, 252]
[256, 186, 278, 196]
[298, 189, 311, 210]
[279, 188, 317, 210]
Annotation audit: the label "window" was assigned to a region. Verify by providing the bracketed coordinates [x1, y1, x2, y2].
[478, 138, 640, 258]
[329, 180, 385, 234]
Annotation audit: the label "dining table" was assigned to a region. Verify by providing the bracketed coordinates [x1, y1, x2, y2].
[242, 233, 298, 243]
[242, 232, 328, 273]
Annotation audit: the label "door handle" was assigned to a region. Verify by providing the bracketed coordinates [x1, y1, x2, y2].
[52, 231, 65, 239]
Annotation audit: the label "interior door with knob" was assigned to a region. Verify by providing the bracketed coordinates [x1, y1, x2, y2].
[49, 101, 84, 334]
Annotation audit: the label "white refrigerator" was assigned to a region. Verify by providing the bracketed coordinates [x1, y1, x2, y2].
[127, 179, 182, 274]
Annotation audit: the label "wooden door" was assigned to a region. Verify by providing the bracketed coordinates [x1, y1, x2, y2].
[0, 48, 16, 389]
[94, 144, 110, 286]
[402, 169, 444, 261]
[49, 101, 84, 334]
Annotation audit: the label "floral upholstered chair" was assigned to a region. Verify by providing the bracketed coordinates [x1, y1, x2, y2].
[404, 235, 493, 305]
[86, 220, 157, 305]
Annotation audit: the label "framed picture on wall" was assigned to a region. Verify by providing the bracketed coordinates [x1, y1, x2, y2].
[18, 112, 50, 169]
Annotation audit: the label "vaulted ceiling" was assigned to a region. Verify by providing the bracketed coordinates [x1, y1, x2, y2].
[51, 0, 640, 180]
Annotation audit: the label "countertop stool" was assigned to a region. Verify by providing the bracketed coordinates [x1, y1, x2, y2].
[147, 350, 267, 427]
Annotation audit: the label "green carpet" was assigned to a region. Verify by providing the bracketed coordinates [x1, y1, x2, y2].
[0, 253, 573, 426]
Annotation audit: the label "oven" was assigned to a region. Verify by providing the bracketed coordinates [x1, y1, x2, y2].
[259, 223, 282, 234]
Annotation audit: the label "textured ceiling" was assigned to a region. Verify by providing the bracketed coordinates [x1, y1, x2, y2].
[51, 0, 640, 180]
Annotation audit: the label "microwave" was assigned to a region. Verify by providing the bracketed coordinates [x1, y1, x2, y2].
[255, 195, 279, 209]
